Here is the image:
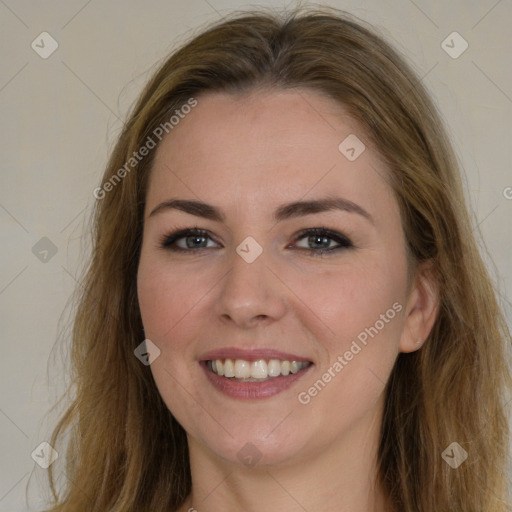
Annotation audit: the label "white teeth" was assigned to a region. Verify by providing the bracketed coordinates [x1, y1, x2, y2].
[208, 358, 311, 379]
[234, 359, 251, 379]
[251, 360, 268, 379]
[223, 358, 235, 378]
[267, 359, 281, 377]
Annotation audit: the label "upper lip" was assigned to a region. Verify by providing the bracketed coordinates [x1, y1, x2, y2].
[200, 347, 313, 363]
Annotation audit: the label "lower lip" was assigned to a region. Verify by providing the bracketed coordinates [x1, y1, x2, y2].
[201, 362, 313, 399]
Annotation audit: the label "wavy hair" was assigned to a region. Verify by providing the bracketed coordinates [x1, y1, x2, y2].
[42, 5, 511, 511]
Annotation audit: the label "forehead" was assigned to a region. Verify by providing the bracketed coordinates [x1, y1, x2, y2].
[146, 89, 394, 220]
[155, 88, 361, 164]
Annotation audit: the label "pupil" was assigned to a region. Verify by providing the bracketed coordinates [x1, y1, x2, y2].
[188, 235, 205, 248]
[310, 235, 329, 248]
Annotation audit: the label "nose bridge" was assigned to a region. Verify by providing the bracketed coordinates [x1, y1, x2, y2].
[215, 237, 286, 325]
[225, 240, 270, 303]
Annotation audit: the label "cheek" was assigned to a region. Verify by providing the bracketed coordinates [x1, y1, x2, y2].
[137, 263, 176, 340]
[289, 252, 407, 354]
[137, 256, 206, 420]
[137, 252, 216, 342]
[292, 271, 405, 436]
[293, 252, 407, 418]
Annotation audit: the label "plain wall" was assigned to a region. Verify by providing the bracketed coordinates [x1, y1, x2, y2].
[0, 0, 510, 509]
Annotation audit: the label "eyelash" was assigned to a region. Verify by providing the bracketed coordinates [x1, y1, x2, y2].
[158, 227, 354, 256]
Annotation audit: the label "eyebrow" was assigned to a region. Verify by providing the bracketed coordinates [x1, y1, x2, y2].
[148, 196, 373, 224]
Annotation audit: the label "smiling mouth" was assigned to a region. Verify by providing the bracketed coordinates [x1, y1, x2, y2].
[206, 358, 312, 382]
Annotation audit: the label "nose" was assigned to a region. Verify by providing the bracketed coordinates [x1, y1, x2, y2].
[213, 243, 287, 329]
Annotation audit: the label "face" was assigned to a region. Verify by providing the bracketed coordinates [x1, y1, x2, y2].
[137, 88, 419, 468]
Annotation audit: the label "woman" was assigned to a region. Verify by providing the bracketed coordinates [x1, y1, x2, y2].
[44, 5, 511, 511]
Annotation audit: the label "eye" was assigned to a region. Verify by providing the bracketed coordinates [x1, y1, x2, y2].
[159, 228, 219, 251]
[291, 228, 353, 255]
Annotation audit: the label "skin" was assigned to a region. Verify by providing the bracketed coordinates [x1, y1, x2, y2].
[136, 88, 439, 512]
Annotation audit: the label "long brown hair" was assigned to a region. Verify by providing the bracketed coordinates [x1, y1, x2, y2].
[41, 5, 511, 511]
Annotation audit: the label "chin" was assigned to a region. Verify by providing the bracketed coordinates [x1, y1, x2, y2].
[191, 419, 314, 469]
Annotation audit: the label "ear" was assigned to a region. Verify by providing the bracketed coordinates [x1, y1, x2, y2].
[399, 259, 439, 353]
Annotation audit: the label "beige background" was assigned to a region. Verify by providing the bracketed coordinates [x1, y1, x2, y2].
[0, 0, 511, 509]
